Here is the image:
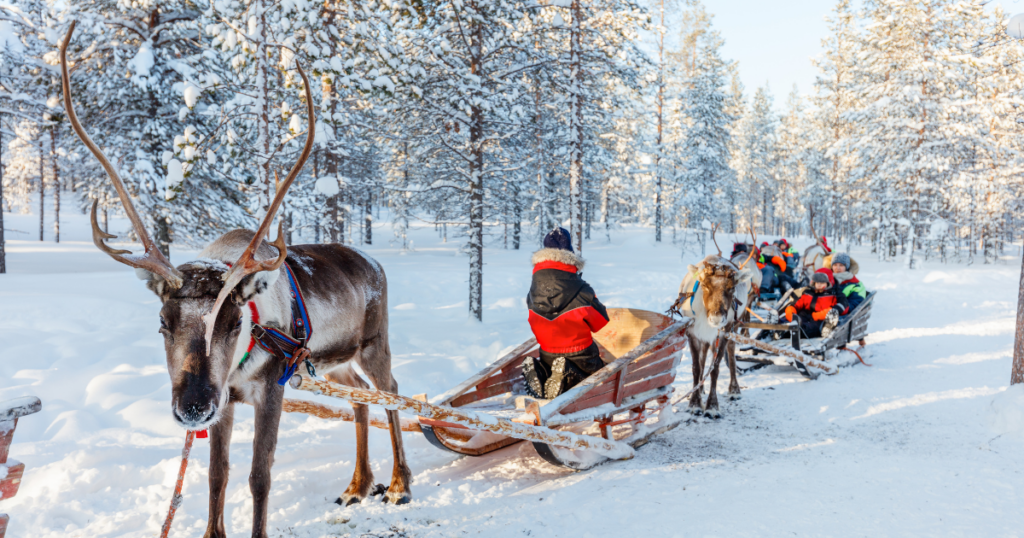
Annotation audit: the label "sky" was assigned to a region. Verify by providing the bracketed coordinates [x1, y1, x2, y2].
[705, 0, 837, 102]
[702, 0, 1022, 107]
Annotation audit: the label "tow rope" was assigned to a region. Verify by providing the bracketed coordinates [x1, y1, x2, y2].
[160, 430, 195, 538]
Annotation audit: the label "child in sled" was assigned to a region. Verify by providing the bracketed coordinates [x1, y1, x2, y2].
[829, 252, 866, 313]
[784, 268, 849, 339]
[522, 228, 610, 399]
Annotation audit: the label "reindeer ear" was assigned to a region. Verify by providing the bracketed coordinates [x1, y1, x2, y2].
[231, 268, 281, 305]
[136, 268, 171, 300]
[686, 264, 698, 275]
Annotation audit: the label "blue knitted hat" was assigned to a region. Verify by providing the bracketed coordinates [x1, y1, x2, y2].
[832, 252, 851, 270]
[543, 227, 574, 253]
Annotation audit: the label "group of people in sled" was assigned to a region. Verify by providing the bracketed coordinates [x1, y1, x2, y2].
[520, 228, 869, 399]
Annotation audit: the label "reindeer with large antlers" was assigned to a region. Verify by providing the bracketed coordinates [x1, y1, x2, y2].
[671, 225, 761, 417]
[60, 23, 411, 538]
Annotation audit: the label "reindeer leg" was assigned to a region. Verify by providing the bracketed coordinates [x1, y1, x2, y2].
[326, 368, 380, 506]
[687, 334, 705, 414]
[203, 402, 234, 538]
[360, 339, 413, 505]
[727, 338, 742, 400]
[250, 380, 284, 538]
[705, 342, 725, 419]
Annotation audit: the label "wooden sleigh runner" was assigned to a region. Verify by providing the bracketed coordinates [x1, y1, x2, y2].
[286, 309, 692, 470]
[734, 291, 876, 378]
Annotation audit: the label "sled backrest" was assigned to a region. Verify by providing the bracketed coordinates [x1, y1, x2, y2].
[593, 308, 675, 360]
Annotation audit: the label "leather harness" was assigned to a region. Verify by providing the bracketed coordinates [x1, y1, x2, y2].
[237, 261, 316, 385]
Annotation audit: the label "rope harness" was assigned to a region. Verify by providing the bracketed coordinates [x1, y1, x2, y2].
[160, 261, 315, 536]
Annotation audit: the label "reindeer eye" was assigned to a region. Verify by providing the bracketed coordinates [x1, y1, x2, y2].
[159, 316, 169, 332]
[234, 317, 243, 330]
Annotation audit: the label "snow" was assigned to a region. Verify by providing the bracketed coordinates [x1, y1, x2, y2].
[314, 175, 340, 196]
[0, 21, 25, 55]
[1009, 13, 1024, 39]
[127, 43, 155, 88]
[2, 205, 1024, 536]
[183, 83, 201, 108]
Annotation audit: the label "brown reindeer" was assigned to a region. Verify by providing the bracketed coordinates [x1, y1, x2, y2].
[60, 23, 411, 538]
[672, 226, 760, 417]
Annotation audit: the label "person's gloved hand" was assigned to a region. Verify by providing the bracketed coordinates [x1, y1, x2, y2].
[772, 256, 787, 273]
[831, 306, 844, 317]
[812, 309, 829, 321]
[785, 306, 797, 322]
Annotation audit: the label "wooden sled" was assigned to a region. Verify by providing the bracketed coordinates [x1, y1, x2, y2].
[734, 291, 876, 378]
[417, 308, 691, 469]
[285, 309, 691, 470]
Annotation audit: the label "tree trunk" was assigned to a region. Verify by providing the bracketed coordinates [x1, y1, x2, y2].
[256, 3, 272, 221]
[52, 127, 60, 243]
[0, 119, 5, 273]
[1011, 241, 1024, 385]
[568, 0, 585, 253]
[155, 215, 171, 257]
[364, 190, 372, 245]
[654, 0, 664, 243]
[38, 137, 44, 241]
[468, 17, 485, 321]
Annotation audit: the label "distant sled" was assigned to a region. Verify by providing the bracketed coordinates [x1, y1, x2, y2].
[735, 291, 876, 378]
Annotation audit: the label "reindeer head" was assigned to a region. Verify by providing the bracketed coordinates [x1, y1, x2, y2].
[698, 262, 740, 328]
[61, 22, 314, 430]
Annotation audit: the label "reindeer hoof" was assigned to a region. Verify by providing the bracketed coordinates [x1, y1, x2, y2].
[688, 405, 704, 416]
[337, 483, 386, 506]
[384, 488, 412, 505]
[704, 408, 721, 419]
[728, 392, 742, 401]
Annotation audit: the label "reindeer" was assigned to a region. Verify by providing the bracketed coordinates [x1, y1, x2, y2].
[671, 225, 761, 418]
[60, 23, 411, 538]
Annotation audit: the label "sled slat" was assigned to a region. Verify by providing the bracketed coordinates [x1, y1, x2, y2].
[622, 373, 675, 400]
[450, 381, 515, 407]
[0, 462, 24, 501]
[0, 513, 8, 538]
[561, 371, 676, 415]
[476, 363, 524, 391]
[547, 386, 673, 426]
[0, 420, 15, 465]
[434, 338, 537, 405]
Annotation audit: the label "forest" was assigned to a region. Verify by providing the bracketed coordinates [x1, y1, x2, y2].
[2, 0, 1023, 319]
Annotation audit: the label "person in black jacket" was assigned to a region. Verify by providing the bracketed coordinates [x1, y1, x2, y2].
[524, 228, 610, 399]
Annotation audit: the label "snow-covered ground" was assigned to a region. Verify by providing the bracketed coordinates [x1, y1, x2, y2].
[2, 202, 1023, 537]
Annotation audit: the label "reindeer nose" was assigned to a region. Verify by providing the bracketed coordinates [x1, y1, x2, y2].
[173, 400, 217, 427]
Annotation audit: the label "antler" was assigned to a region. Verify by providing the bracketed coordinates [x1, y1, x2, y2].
[737, 225, 758, 270]
[808, 206, 824, 248]
[61, 21, 183, 289]
[710, 223, 723, 257]
[202, 62, 316, 352]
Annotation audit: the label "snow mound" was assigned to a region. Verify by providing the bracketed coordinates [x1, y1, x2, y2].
[988, 384, 1024, 438]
